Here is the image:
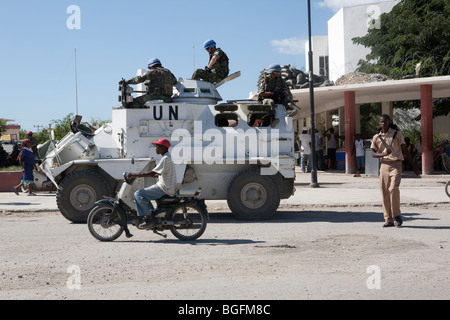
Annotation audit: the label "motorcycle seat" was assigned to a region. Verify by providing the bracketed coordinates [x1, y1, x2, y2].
[157, 195, 178, 204]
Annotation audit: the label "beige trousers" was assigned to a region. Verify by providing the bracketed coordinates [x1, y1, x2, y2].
[379, 161, 402, 222]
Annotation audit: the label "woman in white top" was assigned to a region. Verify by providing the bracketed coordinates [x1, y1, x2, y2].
[352, 133, 365, 172]
[324, 128, 339, 170]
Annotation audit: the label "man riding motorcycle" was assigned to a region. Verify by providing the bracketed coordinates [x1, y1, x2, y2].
[126, 138, 176, 228]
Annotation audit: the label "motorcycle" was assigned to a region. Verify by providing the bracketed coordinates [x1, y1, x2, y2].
[87, 172, 208, 242]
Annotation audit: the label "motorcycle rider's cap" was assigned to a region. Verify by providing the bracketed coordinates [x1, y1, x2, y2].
[152, 138, 171, 149]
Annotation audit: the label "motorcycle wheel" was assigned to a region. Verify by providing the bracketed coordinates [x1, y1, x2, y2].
[168, 203, 207, 241]
[87, 204, 124, 242]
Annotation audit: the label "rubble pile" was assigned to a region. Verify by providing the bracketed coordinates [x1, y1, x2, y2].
[335, 72, 391, 85]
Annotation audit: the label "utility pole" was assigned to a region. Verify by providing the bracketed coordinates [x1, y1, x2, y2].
[34, 125, 44, 133]
[308, 0, 319, 188]
[193, 45, 196, 73]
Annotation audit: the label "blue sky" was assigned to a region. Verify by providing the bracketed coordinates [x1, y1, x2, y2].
[0, 0, 384, 131]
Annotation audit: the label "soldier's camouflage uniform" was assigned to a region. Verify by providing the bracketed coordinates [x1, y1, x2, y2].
[192, 48, 229, 83]
[258, 73, 294, 110]
[126, 67, 177, 108]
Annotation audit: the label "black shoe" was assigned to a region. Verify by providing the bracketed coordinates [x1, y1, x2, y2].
[394, 216, 403, 228]
[132, 216, 145, 227]
[383, 222, 395, 228]
[139, 217, 157, 228]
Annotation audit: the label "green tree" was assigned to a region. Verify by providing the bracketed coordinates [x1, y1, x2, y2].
[354, 0, 450, 78]
[50, 113, 74, 141]
[353, 0, 450, 117]
[20, 113, 74, 143]
[0, 119, 7, 136]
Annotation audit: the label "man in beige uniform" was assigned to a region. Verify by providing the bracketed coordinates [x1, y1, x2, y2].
[371, 114, 419, 227]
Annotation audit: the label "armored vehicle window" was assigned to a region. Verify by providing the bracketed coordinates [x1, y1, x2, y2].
[183, 88, 195, 93]
[247, 113, 271, 127]
[200, 89, 211, 93]
[215, 114, 238, 127]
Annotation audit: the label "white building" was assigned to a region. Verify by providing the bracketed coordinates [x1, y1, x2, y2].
[306, 0, 400, 82]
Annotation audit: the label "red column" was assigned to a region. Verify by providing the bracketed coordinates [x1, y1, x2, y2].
[344, 91, 356, 174]
[421, 84, 433, 175]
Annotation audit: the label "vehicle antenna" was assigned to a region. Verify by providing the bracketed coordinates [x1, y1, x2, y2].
[74, 48, 79, 115]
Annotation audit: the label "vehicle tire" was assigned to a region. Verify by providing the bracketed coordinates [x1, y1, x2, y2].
[56, 170, 111, 223]
[87, 203, 124, 242]
[445, 180, 450, 198]
[168, 203, 207, 241]
[227, 169, 280, 220]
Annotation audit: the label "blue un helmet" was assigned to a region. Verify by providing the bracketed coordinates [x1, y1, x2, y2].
[266, 64, 282, 74]
[204, 39, 216, 49]
[148, 58, 161, 68]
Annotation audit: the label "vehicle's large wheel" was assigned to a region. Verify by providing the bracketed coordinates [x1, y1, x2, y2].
[227, 169, 280, 220]
[56, 170, 111, 223]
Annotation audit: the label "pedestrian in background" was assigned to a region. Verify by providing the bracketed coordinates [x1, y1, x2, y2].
[314, 129, 325, 170]
[12, 139, 40, 196]
[299, 127, 311, 173]
[352, 133, 365, 173]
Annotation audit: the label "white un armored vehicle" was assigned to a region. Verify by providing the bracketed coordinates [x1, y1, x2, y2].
[39, 73, 297, 223]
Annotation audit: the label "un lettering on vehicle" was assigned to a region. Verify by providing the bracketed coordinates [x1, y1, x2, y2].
[150, 105, 180, 121]
[139, 105, 183, 137]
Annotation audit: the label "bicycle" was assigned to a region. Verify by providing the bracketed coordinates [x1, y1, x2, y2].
[442, 153, 450, 174]
[446, 180, 450, 198]
[414, 141, 450, 173]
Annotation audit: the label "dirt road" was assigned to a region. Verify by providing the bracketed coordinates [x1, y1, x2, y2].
[1, 204, 449, 301]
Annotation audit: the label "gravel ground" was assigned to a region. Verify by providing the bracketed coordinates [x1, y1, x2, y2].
[1, 203, 449, 301]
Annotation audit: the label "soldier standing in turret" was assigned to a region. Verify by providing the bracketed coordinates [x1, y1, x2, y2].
[192, 39, 229, 83]
[258, 64, 295, 113]
[120, 58, 177, 108]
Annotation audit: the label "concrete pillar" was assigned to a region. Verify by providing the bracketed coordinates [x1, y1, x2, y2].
[420, 84, 433, 175]
[324, 111, 333, 149]
[382, 101, 393, 119]
[338, 107, 344, 147]
[325, 111, 333, 130]
[315, 113, 322, 132]
[344, 91, 356, 174]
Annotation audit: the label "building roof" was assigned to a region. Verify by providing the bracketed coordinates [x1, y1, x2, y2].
[292, 75, 450, 118]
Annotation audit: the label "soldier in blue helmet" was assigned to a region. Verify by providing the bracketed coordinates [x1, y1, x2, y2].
[258, 63, 294, 112]
[120, 58, 177, 108]
[192, 39, 229, 83]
